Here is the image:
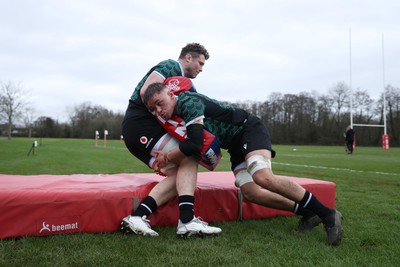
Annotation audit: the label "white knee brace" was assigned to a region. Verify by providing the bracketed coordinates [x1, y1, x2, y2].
[246, 155, 271, 176]
[234, 168, 253, 187]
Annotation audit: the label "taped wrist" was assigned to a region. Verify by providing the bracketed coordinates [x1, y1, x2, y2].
[179, 123, 204, 156]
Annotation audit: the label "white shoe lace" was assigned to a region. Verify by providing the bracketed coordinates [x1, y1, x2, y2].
[140, 216, 152, 228]
[192, 216, 209, 226]
[128, 215, 150, 227]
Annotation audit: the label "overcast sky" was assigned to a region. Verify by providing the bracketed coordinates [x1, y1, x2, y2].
[1, 0, 399, 122]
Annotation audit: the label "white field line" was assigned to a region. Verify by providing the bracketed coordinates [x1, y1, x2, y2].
[106, 146, 399, 177]
[273, 162, 400, 177]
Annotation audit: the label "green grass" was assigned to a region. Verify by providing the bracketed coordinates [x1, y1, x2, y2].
[0, 138, 149, 174]
[1, 138, 400, 266]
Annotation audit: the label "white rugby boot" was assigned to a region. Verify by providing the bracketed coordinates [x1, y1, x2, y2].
[121, 215, 159, 237]
[176, 216, 222, 237]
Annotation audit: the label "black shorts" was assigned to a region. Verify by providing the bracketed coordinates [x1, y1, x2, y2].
[227, 115, 273, 171]
[122, 103, 167, 167]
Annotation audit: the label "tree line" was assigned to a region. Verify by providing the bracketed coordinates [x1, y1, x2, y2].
[1, 81, 399, 147]
[232, 82, 399, 146]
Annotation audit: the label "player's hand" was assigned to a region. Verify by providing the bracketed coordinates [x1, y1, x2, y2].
[154, 151, 168, 170]
[154, 169, 167, 177]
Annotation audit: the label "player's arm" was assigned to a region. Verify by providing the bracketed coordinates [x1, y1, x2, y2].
[156, 119, 204, 166]
[154, 114, 221, 171]
[140, 71, 165, 101]
[178, 121, 204, 157]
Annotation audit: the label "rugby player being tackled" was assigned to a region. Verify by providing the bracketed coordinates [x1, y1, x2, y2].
[144, 78, 343, 246]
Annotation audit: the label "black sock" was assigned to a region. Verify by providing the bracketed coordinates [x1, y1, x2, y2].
[292, 203, 315, 220]
[178, 195, 194, 224]
[132, 196, 158, 217]
[299, 191, 334, 226]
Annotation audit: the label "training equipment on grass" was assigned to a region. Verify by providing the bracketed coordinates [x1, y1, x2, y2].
[95, 131, 100, 147]
[104, 130, 108, 147]
[0, 172, 336, 239]
[27, 141, 38, 156]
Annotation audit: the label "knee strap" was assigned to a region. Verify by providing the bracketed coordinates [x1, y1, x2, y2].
[234, 169, 253, 187]
[246, 155, 271, 176]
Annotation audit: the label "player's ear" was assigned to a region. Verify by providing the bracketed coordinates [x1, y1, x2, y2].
[185, 53, 192, 62]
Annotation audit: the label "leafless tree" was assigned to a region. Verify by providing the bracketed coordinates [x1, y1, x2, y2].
[328, 81, 349, 135]
[352, 88, 373, 123]
[381, 85, 400, 144]
[23, 107, 37, 138]
[0, 81, 30, 139]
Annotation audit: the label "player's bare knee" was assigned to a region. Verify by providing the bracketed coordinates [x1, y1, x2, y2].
[240, 185, 261, 202]
[162, 166, 178, 177]
[252, 171, 277, 191]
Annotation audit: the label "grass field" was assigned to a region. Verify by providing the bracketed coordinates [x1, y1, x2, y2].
[1, 138, 400, 266]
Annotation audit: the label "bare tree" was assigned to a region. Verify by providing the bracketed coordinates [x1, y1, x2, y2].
[328, 82, 349, 135]
[382, 85, 400, 144]
[0, 81, 30, 139]
[352, 89, 373, 123]
[23, 107, 37, 138]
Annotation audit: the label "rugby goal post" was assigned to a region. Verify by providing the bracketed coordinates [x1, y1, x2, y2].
[349, 31, 389, 149]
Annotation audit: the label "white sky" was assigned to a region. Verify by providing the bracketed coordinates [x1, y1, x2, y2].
[1, 0, 399, 122]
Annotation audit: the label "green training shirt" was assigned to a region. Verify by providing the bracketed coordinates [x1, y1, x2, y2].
[177, 91, 249, 149]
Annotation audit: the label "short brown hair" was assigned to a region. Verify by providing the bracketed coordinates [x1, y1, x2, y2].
[179, 43, 209, 60]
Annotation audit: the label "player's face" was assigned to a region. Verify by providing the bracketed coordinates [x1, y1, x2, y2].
[147, 89, 175, 120]
[184, 54, 205, 79]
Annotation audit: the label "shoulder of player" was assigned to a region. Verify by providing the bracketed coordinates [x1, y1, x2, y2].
[156, 59, 179, 68]
[152, 59, 182, 78]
